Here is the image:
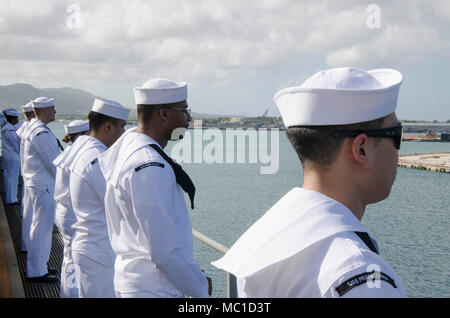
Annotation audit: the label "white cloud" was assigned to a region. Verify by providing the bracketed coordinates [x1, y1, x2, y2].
[0, 0, 448, 118]
[429, 0, 450, 20]
[326, 23, 444, 67]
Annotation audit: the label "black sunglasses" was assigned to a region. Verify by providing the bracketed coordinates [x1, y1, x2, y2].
[167, 106, 191, 116]
[332, 125, 403, 150]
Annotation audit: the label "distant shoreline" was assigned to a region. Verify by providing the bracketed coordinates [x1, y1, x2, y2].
[53, 118, 450, 133]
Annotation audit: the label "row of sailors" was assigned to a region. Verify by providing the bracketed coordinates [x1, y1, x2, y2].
[3, 82, 212, 298]
[2, 68, 408, 298]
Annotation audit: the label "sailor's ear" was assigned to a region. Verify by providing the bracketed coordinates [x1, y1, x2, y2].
[350, 133, 373, 169]
[157, 108, 170, 122]
[102, 120, 114, 133]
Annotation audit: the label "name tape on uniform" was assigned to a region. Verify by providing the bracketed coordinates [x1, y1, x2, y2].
[135, 162, 165, 172]
[335, 271, 397, 297]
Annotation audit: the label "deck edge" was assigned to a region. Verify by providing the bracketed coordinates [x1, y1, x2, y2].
[0, 197, 25, 298]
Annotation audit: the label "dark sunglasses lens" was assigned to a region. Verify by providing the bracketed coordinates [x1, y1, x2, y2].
[394, 126, 402, 149]
[395, 137, 401, 149]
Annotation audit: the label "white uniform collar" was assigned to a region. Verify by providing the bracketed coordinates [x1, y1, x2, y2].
[68, 136, 107, 172]
[212, 188, 371, 279]
[98, 127, 164, 188]
[16, 121, 28, 137]
[53, 135, 90, 169]
[16, 120, 29, 137]
[23, 118, 44, 140]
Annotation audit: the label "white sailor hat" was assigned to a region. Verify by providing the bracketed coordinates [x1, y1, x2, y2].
[91, 98, 130, 121]
[32, 97, 55, 109]
[22, 102, 33, 112]
[64, 120, 90, 135]
[4, 108, 19, 117]
[274, 67, 403, 127]
[133, 78, 187, 105]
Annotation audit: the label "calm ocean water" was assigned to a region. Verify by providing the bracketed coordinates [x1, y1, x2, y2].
[40, 122, 450, 297]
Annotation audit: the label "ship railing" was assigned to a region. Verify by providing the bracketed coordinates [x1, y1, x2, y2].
[192, 229, 238, 298]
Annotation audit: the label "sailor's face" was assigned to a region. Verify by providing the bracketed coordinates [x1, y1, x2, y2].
[10, 116, 19, 125]
[372, 113, 400, 201]
[168, 101, 192, 140]
[110, 119, 127, 145]
[46, 106, 56, 123]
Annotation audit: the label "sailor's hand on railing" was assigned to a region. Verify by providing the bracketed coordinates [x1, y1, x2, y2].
[201, 269, 213, 296]
[207, 276, 212, 296]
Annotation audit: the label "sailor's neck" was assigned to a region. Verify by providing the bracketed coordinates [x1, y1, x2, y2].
[88, 131, 108, 148]
[136, 125, 168, 149]
[303, 170, 366, 221]
[36, 117, 51, 125]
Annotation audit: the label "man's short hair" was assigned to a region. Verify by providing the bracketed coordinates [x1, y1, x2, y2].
[62, 132, 81, 144]
[24, 111, 35, 120]
[33, 108, 43, 116]
[88, 111, 121, 132]
[137, 105, 165, 122]
[286, 116, 386, 170]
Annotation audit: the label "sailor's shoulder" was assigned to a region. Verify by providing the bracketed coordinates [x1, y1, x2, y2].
[1, 122, 14, 131]
[4, 128, 17, 134]
[322, 254, 405, 297]
[317, 232, 402, 296]
[143, 143, 166, 158]
[72, 145, 104, 174]
[318, 232, 381, 271]
[2, 122, 16, 133]
[131, 144, 166, 163]
[28, 124, 49, 139]
[35, 130, 49, 137]
[125, 147, 168, 175]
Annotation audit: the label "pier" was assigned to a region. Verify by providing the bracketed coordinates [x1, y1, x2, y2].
[398, 152, 450, 173]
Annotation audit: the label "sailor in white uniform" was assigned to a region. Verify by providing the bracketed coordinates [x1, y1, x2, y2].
[1, 108, 21, 204]
[0, 112, 6, 190]
[213, 68, 408, 298]
[53, 120, 89, 298]
[69, 99, 129, 298]
[23, 97, 60, 282]
[98, 79, 212, 298]
[16, 103, 35, 253]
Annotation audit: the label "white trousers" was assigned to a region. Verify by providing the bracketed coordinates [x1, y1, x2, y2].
[55, 204, 79, 298]
[26, 185, 56, 277]
[3, 157, 20, 204]
[20, 185, 33, 252]
[72, 250, 115, 298]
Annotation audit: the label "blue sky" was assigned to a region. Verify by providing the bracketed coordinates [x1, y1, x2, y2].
[0, 0, 449, 120]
